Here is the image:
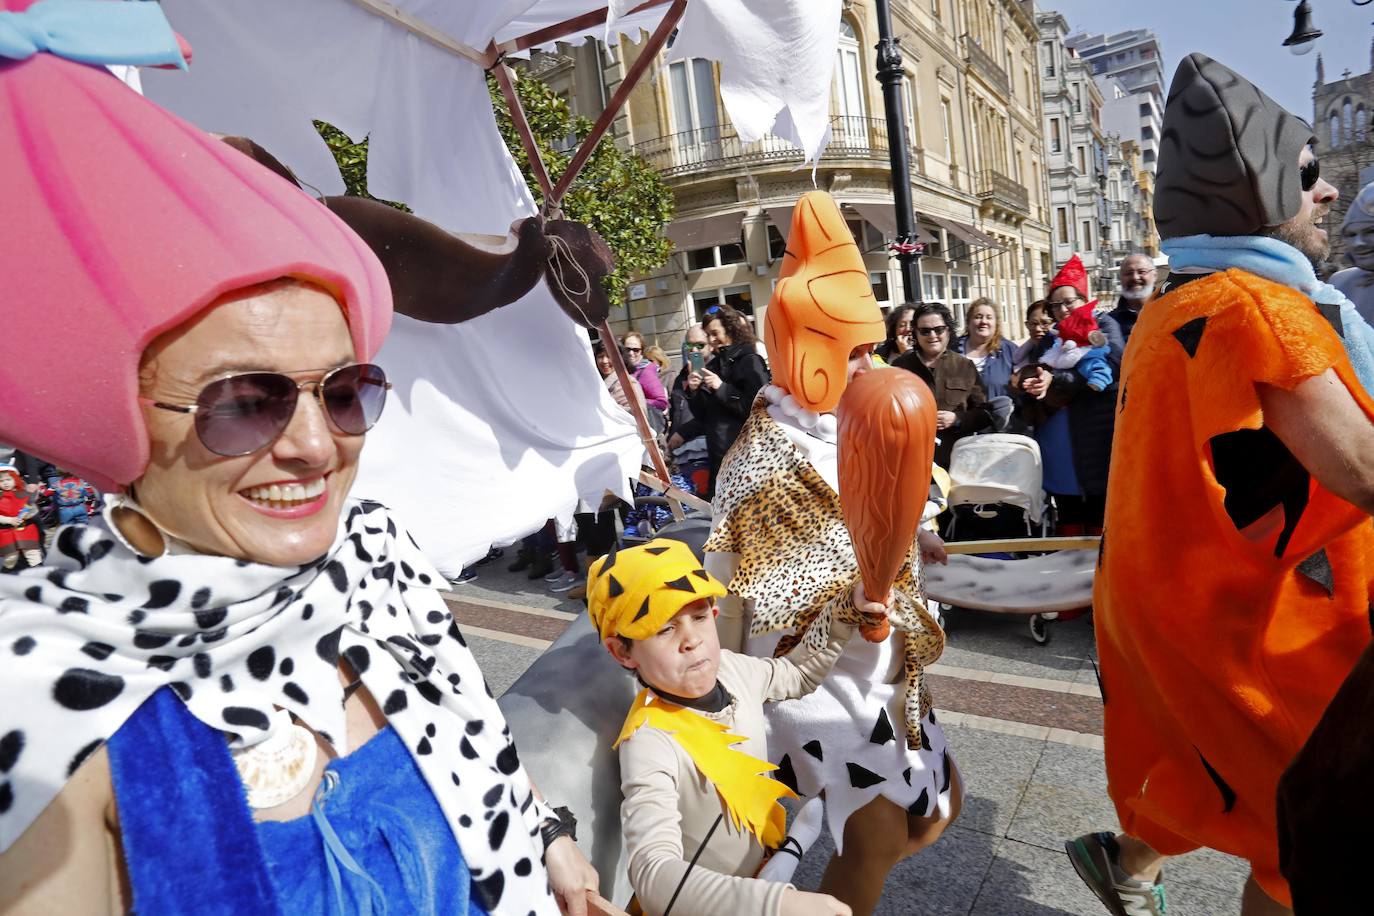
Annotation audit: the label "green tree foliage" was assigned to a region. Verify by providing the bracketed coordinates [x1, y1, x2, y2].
[313, 121, 411, 212]
[487, 72, 674, 301]
[315, 73, 674, 304]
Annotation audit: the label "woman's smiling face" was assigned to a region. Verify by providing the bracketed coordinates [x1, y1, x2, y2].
[134, 280, 364, 566]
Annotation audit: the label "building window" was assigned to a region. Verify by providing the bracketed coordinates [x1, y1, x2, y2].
[686, 235, 747, 271]
[836, 21, 867, 126]
[922, 272, 947, 302]
[1141, 125, 1155, 141]
[870, 271, 891, 306]
[1344, 99, 1354, 144]
[1076, 146, 1086, 173]
[1109, 179, 1119, 200]
[950, 274, 971, 304]
[1056, 207, 1069, 243]
[930, 0, 941, 19]
[1331, 112, 1343, 148]
[941, 97, 955, 161]
[1050, 118, 1062, 153]
[692, 285, 755, 323]
[1072, 84, 1081, 113]
[1082, 220, 1094, 251]
[668, 58, 720, 138]
[1042, 44, 1056, 77]
[1139, 102, 1151, 117]
[901, 75, 919, 149]
[1360, 106, 1368, 141]
[766, 225, 787, 261]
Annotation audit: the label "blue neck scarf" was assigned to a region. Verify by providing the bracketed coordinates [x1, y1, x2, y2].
[1162, 233, 1374, 395]
[0, 0, 185, 69]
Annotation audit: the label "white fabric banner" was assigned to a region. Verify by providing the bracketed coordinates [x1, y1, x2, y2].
[142, 0, 840, 576]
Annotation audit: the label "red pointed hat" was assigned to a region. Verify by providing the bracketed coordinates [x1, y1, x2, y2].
[1049, 254, 1090, 300]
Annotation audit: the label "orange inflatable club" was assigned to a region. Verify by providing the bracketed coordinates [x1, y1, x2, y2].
[763, 191, 885, 414]
[837, 369, 938, 641]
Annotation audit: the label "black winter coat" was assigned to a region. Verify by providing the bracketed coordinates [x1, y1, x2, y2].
[686, 342, 770, 476]
[1013, 312, 1125, 497]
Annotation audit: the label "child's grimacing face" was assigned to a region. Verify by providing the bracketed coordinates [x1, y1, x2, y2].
[611, 598, 722, 699]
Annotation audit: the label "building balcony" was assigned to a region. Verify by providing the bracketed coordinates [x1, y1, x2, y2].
[976, 169, 1030, 217]
[962, 34, 1010, 97]
[632, 115, 888, 179]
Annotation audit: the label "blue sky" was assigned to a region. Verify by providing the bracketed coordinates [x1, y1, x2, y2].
[1040, 0, 1374, 121]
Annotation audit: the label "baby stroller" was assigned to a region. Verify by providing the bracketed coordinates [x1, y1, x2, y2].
[941, 434, 1057, 643]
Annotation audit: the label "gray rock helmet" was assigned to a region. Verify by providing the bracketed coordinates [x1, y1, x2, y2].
[1156, 53, 1316, 240]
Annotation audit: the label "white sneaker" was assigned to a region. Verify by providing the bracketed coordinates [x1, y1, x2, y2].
[549, 571, 584, 593]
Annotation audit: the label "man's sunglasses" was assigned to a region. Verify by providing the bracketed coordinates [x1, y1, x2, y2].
[915, 326, 949, 337]
[1302, 158, 1321, 192]
[142, 363, 391, 457]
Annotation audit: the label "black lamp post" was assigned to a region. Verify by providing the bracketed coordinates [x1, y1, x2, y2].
[874, 0, 921, 302]
[1284, 1, 1325, 55]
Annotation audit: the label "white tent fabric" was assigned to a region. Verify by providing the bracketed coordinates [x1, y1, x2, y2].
[142, 0, 839, 577]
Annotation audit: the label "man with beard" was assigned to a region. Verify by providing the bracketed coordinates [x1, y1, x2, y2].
[1331, 180, 1374, 326]
[1105, 253, 1157, 346]
[1065, 53, 1374, 916]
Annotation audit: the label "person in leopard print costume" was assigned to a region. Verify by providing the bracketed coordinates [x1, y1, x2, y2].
[704, 191, 962, 916]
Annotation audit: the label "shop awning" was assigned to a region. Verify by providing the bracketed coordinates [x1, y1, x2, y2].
[847, 202, 898, 240]
[927, 214, 1005, 251]
[765, 206, 796, 242]
[666, 211, 746, 251]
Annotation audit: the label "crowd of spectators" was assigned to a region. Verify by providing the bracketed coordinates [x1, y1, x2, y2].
[0, 450, 103, 571]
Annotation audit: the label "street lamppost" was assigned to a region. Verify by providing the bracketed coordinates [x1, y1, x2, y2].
[874, 0, 922, 302]
[1284, 0, 1374, 55]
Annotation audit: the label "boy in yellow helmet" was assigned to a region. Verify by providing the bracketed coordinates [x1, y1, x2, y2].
[590, 538, 878, 916]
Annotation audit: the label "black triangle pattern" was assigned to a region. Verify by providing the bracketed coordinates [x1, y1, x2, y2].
[1318, 301, 1345, 338]
[1296, 548, 1334, 597]
[802, 740, 824, 761]
[907, 786, 931, 816]
[601, 544, 618, 572]
[663, 576, 696, 592]
[1172, 316, 1208, 358]
[869, 708, 896, 745]
[644, 546, 670, 556]
[692, 569, 712, 581]
[847, 762, 885, 789]
[632, 597, 651, 622]
[774, 753, 799, 794]
[607, 574, 624, 598]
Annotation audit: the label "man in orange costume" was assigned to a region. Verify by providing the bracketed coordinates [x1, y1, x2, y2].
[1067, 54, 1374, 916]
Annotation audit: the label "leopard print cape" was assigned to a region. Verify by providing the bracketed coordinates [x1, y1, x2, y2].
[705, 402, 945, 749]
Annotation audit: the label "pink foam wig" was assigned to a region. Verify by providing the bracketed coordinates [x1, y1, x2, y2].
[0, 46, 391, 493]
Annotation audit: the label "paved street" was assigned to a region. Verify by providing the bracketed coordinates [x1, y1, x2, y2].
[444, 557, 1248, 916]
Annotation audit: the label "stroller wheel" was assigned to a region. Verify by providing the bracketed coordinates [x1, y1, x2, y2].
[1028, 614, 1051, 645]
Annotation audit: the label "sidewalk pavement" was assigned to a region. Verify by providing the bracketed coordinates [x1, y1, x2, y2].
[448, 558, 1249, 915]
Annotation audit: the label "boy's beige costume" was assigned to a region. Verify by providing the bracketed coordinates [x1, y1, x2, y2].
[589, 539, 848, 916]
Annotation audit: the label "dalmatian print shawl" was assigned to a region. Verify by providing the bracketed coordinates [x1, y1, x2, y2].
[0, 499, 558, 915]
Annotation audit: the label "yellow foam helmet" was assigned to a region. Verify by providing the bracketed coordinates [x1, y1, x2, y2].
[764, 191, 886, 414]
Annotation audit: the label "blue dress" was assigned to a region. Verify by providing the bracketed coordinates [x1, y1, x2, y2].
[107, 687, 490, 916]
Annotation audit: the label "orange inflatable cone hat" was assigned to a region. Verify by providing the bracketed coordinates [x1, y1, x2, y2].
[764, 191, 885, 414]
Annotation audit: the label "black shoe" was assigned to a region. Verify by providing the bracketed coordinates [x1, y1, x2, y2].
[526, 554, 554, 580]
[451, 569, 478, 585]
[475, 546, 504, 567]
[507, 549, 534, 573]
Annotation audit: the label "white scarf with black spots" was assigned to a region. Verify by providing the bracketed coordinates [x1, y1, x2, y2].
[0, 498, 558, 914]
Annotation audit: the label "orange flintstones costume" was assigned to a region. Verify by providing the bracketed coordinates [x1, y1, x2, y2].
[1095, 54, 1374, 908]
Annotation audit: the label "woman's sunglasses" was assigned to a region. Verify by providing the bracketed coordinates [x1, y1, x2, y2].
[142, 363, 391, 457]
[1301, 158, 1320, 192]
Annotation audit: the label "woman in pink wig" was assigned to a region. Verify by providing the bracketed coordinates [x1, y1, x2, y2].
[0, 3, 595, 913]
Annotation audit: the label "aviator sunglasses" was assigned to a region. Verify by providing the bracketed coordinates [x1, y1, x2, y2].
[1301, 157, 1320, 192]
[141, 363, 391, 457]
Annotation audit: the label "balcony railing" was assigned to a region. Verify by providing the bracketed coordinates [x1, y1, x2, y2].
[976, 169, 1030, 215]
[963, 35, 1010, 97]
[633, 115, 889, 177]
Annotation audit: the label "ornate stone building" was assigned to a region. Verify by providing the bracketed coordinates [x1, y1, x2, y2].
[1312, 46, 1374, 268]
[530, 0, 1053, 354]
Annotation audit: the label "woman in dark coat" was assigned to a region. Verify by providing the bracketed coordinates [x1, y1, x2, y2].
[686, 306, 770, 492]
[1012, 274, 1124, 535]
[893, 302, 991, 468]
